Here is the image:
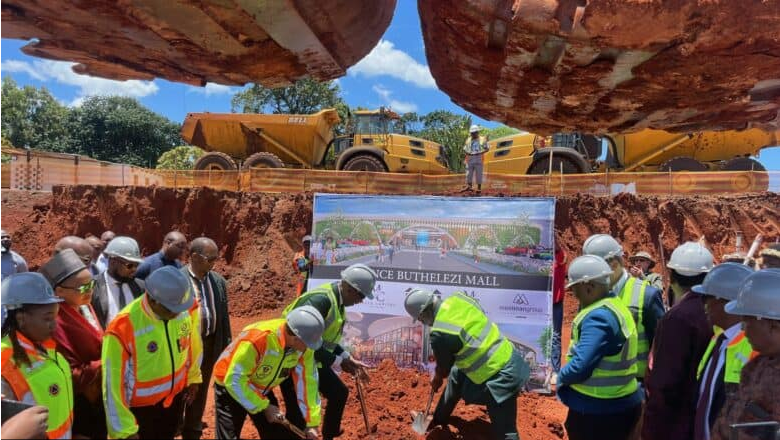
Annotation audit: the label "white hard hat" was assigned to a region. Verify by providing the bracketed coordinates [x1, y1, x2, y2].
[469, 124, 480, 133]
[287, 305, 325, 350]
[340, 264, 378, 299]
[691, 262, 754, 301]
[725, 269, 780, 320]
[146, 266, 193, 314]
[566, 255, 613, 288]
[404, 288, 436, 321]
[2, 272, 64, 311]
[582, 234, 623, 260]
[104, 236, 144, 264]
[667, 242, 714, 276]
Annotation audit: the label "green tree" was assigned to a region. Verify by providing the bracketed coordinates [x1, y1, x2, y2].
[486, 125, 520, 140]
[231, 78, 344, 114]
[67, 96, 182, 167]
[1, 77, 71, 152]
[416, 110, 472, 172]
[537, 325, 552, 361]
[156, 145, 204, 170]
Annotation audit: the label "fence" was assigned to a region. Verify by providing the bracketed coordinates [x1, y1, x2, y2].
[2, 147, 777, 195]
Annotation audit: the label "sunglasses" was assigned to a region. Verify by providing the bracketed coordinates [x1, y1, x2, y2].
[60, 279, 96, 294]
[195, 252, 218, 263]
[118, 259, 139, 270]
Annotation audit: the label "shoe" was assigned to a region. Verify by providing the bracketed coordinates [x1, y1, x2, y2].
[475, 189, 481, 195]
[459, 186, 472, 192]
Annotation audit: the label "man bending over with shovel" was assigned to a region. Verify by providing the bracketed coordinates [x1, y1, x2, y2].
[404, 288, 530, 440]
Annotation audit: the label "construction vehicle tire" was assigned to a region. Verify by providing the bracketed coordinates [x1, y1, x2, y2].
[721, 158, 768, 192]
[342, 154, 387, 172]
[527, 150, 588, 174]
[243, 152, 285, 169]
[193, 152, 237, 171]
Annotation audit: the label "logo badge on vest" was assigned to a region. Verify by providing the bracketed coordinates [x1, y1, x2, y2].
[49, 383, 60, 396]
[257, 365, 273, 378]
[147, 341, 158, 353]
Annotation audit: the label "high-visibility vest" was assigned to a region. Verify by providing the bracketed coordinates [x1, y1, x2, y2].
[567, 296, 639, 399]
[696, 329, 757, 384]
[213, 319, 321, 427]
[102, 295, 202, 439]
[430, 291, 513, 384]
[618, 276, 650, 377]
[283, 282, 344, 353]
[1, 334, 74, 439]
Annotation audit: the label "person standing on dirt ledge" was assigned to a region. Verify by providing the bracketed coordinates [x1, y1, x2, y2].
[180, 237, 232, 440]
[134, 231, 187, 280]
[628, 251, 664, 292]
[404, 288, 530, 440]
[279, 263, 378, 440]
[557, 255, 643, 440]
[293, 235, 313, 296]
[461, 124, 489, 194]
[1, 229, 28, 278]
[643, 242, 714, 440]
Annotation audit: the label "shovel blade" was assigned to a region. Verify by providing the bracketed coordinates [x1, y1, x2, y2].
[412, 414, 430, 435]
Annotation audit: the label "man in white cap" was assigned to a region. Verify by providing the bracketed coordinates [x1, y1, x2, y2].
[102, 266, 202, 439]
[643, 241, 715, 440]
[91, 236, 147, 328]
[711, 269, 780, 440]
[461, 125, 489, 194]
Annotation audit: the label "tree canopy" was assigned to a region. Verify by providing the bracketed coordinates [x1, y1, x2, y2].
[155, 145, 204, 170]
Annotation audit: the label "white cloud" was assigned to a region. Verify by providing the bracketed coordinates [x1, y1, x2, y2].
[350, 40, 436, 89]
[187, 82, 237, 97]
[372, 85, 418, 113]
[1, 59, 158, 106]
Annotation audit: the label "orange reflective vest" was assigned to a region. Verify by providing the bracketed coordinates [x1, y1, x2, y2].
[101, 295, 202, 439]
[1, 333, 74, 439]
[214, 319, 321, 427]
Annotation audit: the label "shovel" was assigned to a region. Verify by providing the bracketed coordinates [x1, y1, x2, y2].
[412, 387, 435, 435]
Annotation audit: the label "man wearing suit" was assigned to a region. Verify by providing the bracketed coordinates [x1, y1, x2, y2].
[91, 236, 146, 328]
[180, 237, 231, 440]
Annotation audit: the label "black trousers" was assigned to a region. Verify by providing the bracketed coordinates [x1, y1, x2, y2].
[214, 384, 297, 439]
[564, 404, 642, 440]
[432, 367, 519, 440]
[131, 393, 186, 439]
[280, 365, 348, 440]
[182, 333, 217, 439]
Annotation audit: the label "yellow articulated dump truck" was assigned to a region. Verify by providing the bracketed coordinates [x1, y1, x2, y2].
[484, 128, 778, 175]
[180, 107, 450, 174]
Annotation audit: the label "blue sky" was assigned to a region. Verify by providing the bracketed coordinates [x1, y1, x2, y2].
[313, 194, 555, 220]
[1, 0, 778, 170]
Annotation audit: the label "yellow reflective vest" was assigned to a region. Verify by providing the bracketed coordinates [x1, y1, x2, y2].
[431, 291, 513, 384]
[102, 295, 202, 439]
[213, 319, 321, 427]
[696, 328, 756, 384]
[283, 282, 345, 353]
[567, 296, 639, 399]
[1, 333, 74, 439]
[618, 276, 650, 377]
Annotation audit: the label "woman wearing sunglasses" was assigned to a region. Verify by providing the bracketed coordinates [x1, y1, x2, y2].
[41, 248, 106, 439]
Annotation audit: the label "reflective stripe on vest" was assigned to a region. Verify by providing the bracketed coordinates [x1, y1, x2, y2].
[431, 292, 512, 384]
[1, 334, 74, 439]
[283, 282, 345, 352]
[696, 330, 756, 384]
[619, 277, 649, 377]
[106, 296, 195, 408]
[567, 296, 639, 399]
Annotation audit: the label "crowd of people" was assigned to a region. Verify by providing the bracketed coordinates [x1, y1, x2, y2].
[1, 226, 779, 440]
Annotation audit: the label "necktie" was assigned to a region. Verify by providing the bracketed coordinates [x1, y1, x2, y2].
[694, 333, 727, 440]
[116, 282, 127, 309]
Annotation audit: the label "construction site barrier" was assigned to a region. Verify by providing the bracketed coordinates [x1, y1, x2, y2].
[2, 148, 777, 195]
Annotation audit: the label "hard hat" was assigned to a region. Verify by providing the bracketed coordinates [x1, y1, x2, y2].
[404, 288, 436, 320]
[286, 305, 325, 350]
[469, 124, 480, 133]
[302, 235, 312, 243]
[582, 234, 624, 260]
[691, 262, 754, 301]
[104, 236, 144, 264]
[145, 266, 194, 314]
[667, 242, 714, 276]
[566, 255, 613, 288]
[629, 251, 656, 269]
[725, 269, 780, 320]
[1, 272, 64, 311]
[340, 264, 378, 299]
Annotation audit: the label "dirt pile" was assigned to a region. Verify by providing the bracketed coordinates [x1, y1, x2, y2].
[2, 0, 395, 87]
[419, 0, 780, 134]
[2, 186, 778, 440]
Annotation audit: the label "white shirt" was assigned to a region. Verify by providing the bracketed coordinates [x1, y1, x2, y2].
[104, 272, 135, 325]
[697, 323, 742, 440]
